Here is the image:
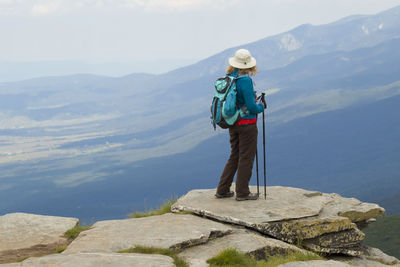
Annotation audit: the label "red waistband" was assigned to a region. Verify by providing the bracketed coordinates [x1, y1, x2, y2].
[236, 118, 257, 125]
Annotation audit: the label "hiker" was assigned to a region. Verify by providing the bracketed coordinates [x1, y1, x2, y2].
[215, 49, 266, 201]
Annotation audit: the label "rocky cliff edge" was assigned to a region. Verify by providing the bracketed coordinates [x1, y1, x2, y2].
[0, 186, 398, 267]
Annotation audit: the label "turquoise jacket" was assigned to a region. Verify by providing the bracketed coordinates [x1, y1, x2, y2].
[231, 69, 264, 120]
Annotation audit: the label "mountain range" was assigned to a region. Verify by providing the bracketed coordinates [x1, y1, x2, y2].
[0, 5, 399, 223]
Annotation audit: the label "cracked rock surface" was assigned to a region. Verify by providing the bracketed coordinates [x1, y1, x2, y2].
[0, 252, 174, 267]
[359, 247, 400, 266]
[278, 260, 352, 266]
[303, 228, 366, 256]
[0, 213, 79, 264]
[63, 213, 232, 254]
[179, 228, 310, 267]
[279, 256, 399, 267]
[171, 186, 385, 256]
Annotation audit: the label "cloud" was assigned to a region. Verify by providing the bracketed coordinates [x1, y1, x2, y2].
[0, 0, 66, 16]
[0, 0, 19, 15]
[31, 1, 63, 16]
[0, 0, 240, 16]
[92, 0, 240, 12]
[128, 0, 214, 11]
[0, 0, 15, 5]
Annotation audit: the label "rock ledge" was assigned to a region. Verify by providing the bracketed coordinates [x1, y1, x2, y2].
[171, 186, 385, 256]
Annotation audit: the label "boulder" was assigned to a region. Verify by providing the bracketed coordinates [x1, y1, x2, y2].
[171, 186, 385, 255]
[261, 216, 355, 243]
[347, 258, 397, 267]
[0, 252, 174, 267]
[273, 257, 399, 267]
[328, 250, 400, 267]
[179, 228, 310, 267]
[356, 247, 400, 266]
[303, 229, 365, 256]
[64, 213, 232, 254]
[0, 213, 79, 264]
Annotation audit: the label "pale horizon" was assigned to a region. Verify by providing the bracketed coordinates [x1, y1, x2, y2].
[1, 0, 399, 79]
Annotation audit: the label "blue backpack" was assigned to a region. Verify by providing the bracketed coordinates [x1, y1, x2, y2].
[210, 75, 246, 130]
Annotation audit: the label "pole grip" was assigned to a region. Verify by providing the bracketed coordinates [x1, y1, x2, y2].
[261, 93, 266, 108]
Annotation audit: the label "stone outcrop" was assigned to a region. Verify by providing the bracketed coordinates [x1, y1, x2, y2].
[279, 260, 351, 266]
[64, 213, 233, 254]
[302, 228, 365, 255]
[171, 185, 385, 256]
[0, 213, 79, 263]
[0, 252, 174, 267]
[358, 247, 400, 266]
[1, 186, 398, 267]
[272, 247, 400, 267]
[178, 228, 310, 267]
[279, 257, 398, 267]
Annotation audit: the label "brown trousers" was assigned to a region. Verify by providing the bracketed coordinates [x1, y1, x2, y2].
[217, 123, 258, 198]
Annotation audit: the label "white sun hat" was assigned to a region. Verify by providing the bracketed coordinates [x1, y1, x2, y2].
[229, 49, 257, 69]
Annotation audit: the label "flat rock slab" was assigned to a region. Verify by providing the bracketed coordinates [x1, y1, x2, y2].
[0, 252, 174, 267]
[179, 228, 309, 267]
[359, 247, 400, 266]
[303, 228, 366, 256]
[64, 213, 232, 254]
[172, 186, 385, 253]
[172, 186, 325, 224]
[319, 194, 385, 223]
[278, 260, 351, 267]
[276, 258, 398, 267]
[0, 213, 78, 263]
[348, 259, 398, 267]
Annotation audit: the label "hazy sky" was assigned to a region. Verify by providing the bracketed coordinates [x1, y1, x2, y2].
[1, 0, 400, 65]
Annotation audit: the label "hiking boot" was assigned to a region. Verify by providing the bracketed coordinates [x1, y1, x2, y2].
[235, 192, 259, 201]
[215, 191, 234, 198]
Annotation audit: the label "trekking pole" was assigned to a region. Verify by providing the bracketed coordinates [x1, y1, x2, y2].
[256, 148, 259, 196]
[255, 111, 260, 196]
[261, 93, 267, 199]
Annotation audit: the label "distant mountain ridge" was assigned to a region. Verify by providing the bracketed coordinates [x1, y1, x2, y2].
[162, 5, 400, 83]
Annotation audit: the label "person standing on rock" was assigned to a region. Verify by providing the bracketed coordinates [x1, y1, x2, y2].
[215, 49, 266, 201]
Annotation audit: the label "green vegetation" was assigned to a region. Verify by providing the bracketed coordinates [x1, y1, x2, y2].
[363, 214, 400, 259]
[130, 197, 177, 218]
[55, 245, 67, 253]
[263, 251, 325, 267]
[119, 245, 188, 267]
[64, 224, 91, 240]
[206, 248, 324, 267]
[207, 248, 256, 267]
[15, 256, 30, 263]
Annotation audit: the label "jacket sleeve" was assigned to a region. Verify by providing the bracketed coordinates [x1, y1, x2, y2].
[236, 76, 264, 114]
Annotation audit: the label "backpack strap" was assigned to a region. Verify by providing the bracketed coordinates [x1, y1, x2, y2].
[232, 75, 250, 116]
[239, 104, 249, 116]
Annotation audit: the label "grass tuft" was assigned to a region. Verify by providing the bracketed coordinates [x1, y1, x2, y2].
[207, 248, 325, 267]
[64, 224, 91, 240]
[265, 250, 325, 266]
[15, 256, 30, 263]
[55, 245, 67, 253]
[119, 245, 188, 267]
[207, 248, 257, 267]
[130, 197, 177, 218]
